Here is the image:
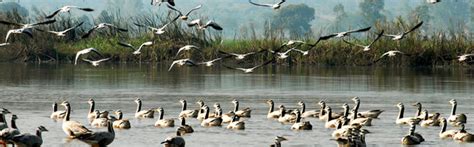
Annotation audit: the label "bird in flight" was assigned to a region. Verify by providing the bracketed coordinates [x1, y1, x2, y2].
[167, 5, 202, 21]
[37, 22, 84, 37]
[168, 59, 197, 71]
[46, 6, 94, 19]
[343, 30, 384, 52]
[118, 41, 153, 55]
[187, 19, 223, 31]
[5, 28, 33, 42]
[332, 27, 371, 38]
[151, 0, 175, 6]
[383, 21, 423, 41]
[74, 48, 103, 65]
[134, 15, 179, 35]
[457, 54, 474, 62]
[82, 23, 128, 39]
[0, 19, 56, 29]
[82, 58, 110, 67]
[175, 45, 200, 57]
[198, 58, 223, 67]
[249, 0, 286, 10]
[224, 59, 274, 73]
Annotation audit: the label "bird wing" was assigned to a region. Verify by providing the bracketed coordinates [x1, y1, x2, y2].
[105, 24, 128, 32]
[404, 21, 423, 35]
[347, 26, 371, 34]
[168, 61, 178, 71]
[78, 8, 94, 12]
[289, 48, 306, 54]
[368, 30, 384, 46]
[166, 4, 183, 15]
[186, 5, 202, 16]
[167, 0, 176, 6]
[342, 39, 365, 48]
[31, 19, 57, 27]
[117, 42, 135, 50]
[253, 59, 274, 69]
[46, 9, 62, 19]
[61, 22, 84, 33]
[309, 34, 336, 48]
[81, 26, 98, 39]
[97, 58, 111, 62]
[382, 34, 398, 38]
[379, 52, 390, 58]
[210, 58, 222, 62]
[249, 0, 273, 7]
[138, 41, 153, 50]
[5, 30, 13, 42]
[277, 0, 286, 5]
[89, 48, 104, 57]
[0, 20, 23, 27]
[187, 19, 201, 27]
[81, 58, 93, 63]
[21, 29, 33, 38]
[185, 60, 197, 66]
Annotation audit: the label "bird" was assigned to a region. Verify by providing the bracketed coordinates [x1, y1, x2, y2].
[223, 59, 274, 73]
[332, 27, 371, 38]
[0, 19, 56, 29]
[457, 54, 474, 62]
[134, 98, 155, 119]
[187, 19, 223, 30]
[87, 98, 109, 122]
[82, 58, 110, 67]
[384, 21, 423, 40]
[201, 105, 222, 127]
[5, 28, 33, 42]
[351, 97, 384, 119]
[270, 136, 288, 147]
[343, 30, 384, 52]
[178, 100, 198, 118]
[90, 110, 108, 128]
[401, 123, 424, 145]
[0, 114, 20, 146]
[46, 6, 94, 19]
[151, 0, 175, 6]
[175, 45, 200, 57]
[118, 41, 153, 55]
[226, 115, 245, 130]
[77, 121, 115, 147]
[74, 48, 103, 65]
[231, 99, 252, 118]
[447, 99, 467, 126]
[266, 100, 280, 119]
[161, 128, 185, 147]
[11, 126, 48, 147]
[371, 50, 409, 64]
[82, 23, 128, 39]
[197, 58, 222, 67]
[134, 15, 179, 35]
[38, 22, 84, 37]
[427, 0, 441, 4]
[453, 123, 474, 142]
[249, 0, 286, 10]
[219, 50, 264, 60]
[285, 34, 336, 56]
[177, 117, 193, 134]
[60, 101, 93, 138]
[155, 107, 175, 128]
[168, 59, 197, 71]
[395, 103, 421, 125]
[439, 117, 459, 139]
[50, 102, 66, 120]
[112, 110, 131, 129]
[291, 109, 312, 130]
[167, 4, 202, 21]
[297, 101, 319, 118]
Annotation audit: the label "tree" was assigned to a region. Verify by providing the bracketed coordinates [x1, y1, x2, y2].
[271, 4, 315, 38]
[332, 3, 348, 31]
[359, 0, 385, 25]
[0, 2, 28, 17]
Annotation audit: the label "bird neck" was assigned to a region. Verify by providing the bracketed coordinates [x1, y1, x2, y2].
[89, 102, 95, 113]
[204, 108, 209, 119]
[354, 101, 360, 112]
[0, 114, 6, 125]
[159, 110, 164, 120]
[398, 106, 404, 119]
[181, 118, 186, 126]
[326, 109, 332, 122]
[343, 107, 349, 119]
[320, 104, 326, 116]
[268, 102, 274, 114]
[440, 121, 447, 134]
[451, 104, 457, 116]
[108, 122, 114, 134]
[182, 102, 187, 111]
[423, 112, 428, 120]
[234, 102, 239, 112]
[64, 105, 71, 122]
[136, 101, 142, 113]
[117, 113, 123, 120]
[11, 118, 17, 129]
[416, 105, 422, 117]
[296, 112, 301, 123]
[300, 103, 306, 113]
[36, 129, 42, 139]
[53, 103, 57, 112]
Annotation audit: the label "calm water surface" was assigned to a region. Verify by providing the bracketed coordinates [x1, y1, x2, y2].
[0, 63, 473, 147]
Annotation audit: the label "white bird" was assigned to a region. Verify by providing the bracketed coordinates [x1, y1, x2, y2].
[457, 54, 474, 62]
[224, 59, 274, 73]
[343, 30, 384, 52]
[384, 21, 423, 40]
[197, 58, 222, 67]
[219, 50, 265, 60]
[0, 43, 9, 47]
[46, 6, 94, 19]
[187, 19, 223, 30]
[0, 19, 56, 29]
[380, 50, 406, 58]
[151, 0, 175, 6]
[249, 0, 286, 9]
[5, 28, 33, 42]
[168, 59, 197, 71]
[134, 16, 179, 35]
[74, 48, 103, 65]
[118, 41, 153, 55]
[175, 45, 200, 57]
[82, 58, 110, 67]
[427, 0, 441, 4]
[274, 48, 295, 59]
[332, 27, 371, 38]
[39, 22, 84, 37]
[167, 4, 202, 21]
[289, 48, 309, 56]
[82, 23, 128, 39]
[283, 40, 305, 46]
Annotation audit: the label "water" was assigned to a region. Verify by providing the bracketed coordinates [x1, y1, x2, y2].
[0, 63, 473, 147]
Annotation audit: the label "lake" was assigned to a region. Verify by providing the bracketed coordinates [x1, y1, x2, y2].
[0, 63, 473, 147]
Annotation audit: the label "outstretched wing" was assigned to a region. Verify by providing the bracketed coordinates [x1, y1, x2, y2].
[166, 4, 183, 16]
[368, 30, 384, 46]
[97, 58, 111, 62]
[347, 26, 371, 34]
[253, 59, 275, 69]
[278, 0, 286, 5]
[78, 8, 94, 12]
[105, 24, 128, 32]
[81, 27, 97, 39]
[205, 21, 223, 30]
[404, 21, 423, 35]
[309, 34, 337, 48]
[186, 5, 203, 16]
[62, 22, 84, 33]
[117, 42, 135, 50]
[46, 9, 62, 19]
[249, 0, 273, 7]
[31, 19, 57, 26]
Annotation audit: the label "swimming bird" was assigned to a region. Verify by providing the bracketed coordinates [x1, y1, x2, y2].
[420, 109, 440, 127]
[395, 103, 421, 125]
[91, 110, 108, 128]
[270, 136, 287, 147]
[318, 101, 342, 121]
[197, 58, 222, 67]
[0, 114, 20, 146]
[448, 99, 467, 126]
[177, 117, 193, 134]
[427, 0, 441, 4]
[112, 110, 131, 129]
[439, 117, 458, 139]
[342, 30, 384, 52]
[151, 0, 175, 6]
[39, 22, 84, 37]
[457, 54, 474, 62]
[118, 41, 153, 55]
[61, 101, 93, 138]
[86, 98, 109, 123]
[249, 0, 285, 10]
[78, 121, 115, 147]
[161, 128, 185, 147]
[134, 98, 155, 119]
[324, 106, 340, 129]
[82, 58, 110, 67]
[82, 23, 128, 39]
[332, 27, 371, 38]
[134, 15, 179, 35]
[178, 100, 198, 118]
[227, 115, 245, 130]
[351, 97, 384, 119]
[5, 28, 33, 42]
[231, 99, 251, 118]
[0, 19, 56, 29]
[168, 59, 197, 71]
[291, 109, 312, 130]
[74, 48, 103, 65]
[175, 45, 199, 57]
[50, 102, 66, 120]
[187, 19, 223, 30]
[201, 105, 222, 127]
[11, 126, 48, 147]
[155, 107, 175, 128]
[167, 4, 202, 21]
[453, 123, 474, 142]
[0, 109, 11, 130]
[266, 100, 280, 119]
[223, 59, 274, 73]
[384, 21, 423, 40]
[401, 123, 424, 145]
[297, 101, 319, 118]
[46, 6, 94, 19]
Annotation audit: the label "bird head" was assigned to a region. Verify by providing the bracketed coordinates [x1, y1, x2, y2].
[412, 102, 421, 107]
[88, 98, 94, 104]
[38, 126, 48, 132]
[134, 98, 141, 103]
[11, 114, 18, 120]
[297, 101, 304, 106]
[449, 99, 457, 105]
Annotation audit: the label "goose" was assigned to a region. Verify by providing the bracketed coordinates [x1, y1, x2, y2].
[297, 101, 319, 118]
[50, 102, 66, 120]
[61, 101, 92, 138]
[453, 123, 474, 142]
[227, 115, 245, 130]
[134, 15, 179, 35]
[266, 100, 280, 119]
[161, 128, 185, 147]
[87, 98, 108, 122]
[168, 58, 197, 71]
[0, 114, 19, 146]
[201, 105, 222, 127]
[196, 100, 206, 121]
[155, 107, 175, 128]
[46, 6, 93, 18]
[74, 48, 103, 65]
[151, 0, 175, 6]
[448, 99, 467, 126]
[0, 108, 11, 130]
[332, 27, 371, 38]
[78, 121, 115, 147]
[342, 30, 384, 52]
[420, 110, 440, 127]
[325, 106, 340, 129]
[91, 110, 108, 128]
[11, 126, 48, 147]
[401, 123, 424, 145]
[270, 136, 287, 147]
[349, 109, 372, 126]
[231, 99, 251, 117]
[5, 28, 33, 42]
[291, 110, 312, 130]
[427, 0, 441, 4]
[197, 58, 222, 67]
[277, 105, 296, 124]
[178, 100, 198, 118]
[219, 50, 265, 60]
[384, 21, 423, 40]
[0, 19, 56, 29]
[224, 59, 274, 73]
[318, 101, 342, 121]
[37, 22, 83, 37]
[457, 54, 474, 62]
[81, 23, 128, 39]
[117, 41, 153, 55]
[395, 103, 421, 125]
[214, 103, 234, 123]
[112, 110, 131, 129]
[351, 97, 384, 119]
[175, 45, 200, 57]
[332, 119, 369, 139]
[249, 0, 285, 10]
[187, 19, 223, 30]
[167, 5, 202, 21]
[134, 98, 155, 119]
[439, 117, 458, 139]
[82, 58, 110, 67]
[177, 117, 193, 134]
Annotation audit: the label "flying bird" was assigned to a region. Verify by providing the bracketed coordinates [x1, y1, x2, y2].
[384, 21, 423, 40]
[197, 58, 222, 67]
[82, 23, 128, 39]
[273, 34, 335, 56]
[38, 22, 84, 37]
[168, 59, 197, 71]
[167, 4, 202, 21]
[175, 45, 199, 57]
[342, 30, 384, 52]
[370, 50, 409, 65]
[282, 40, 305, 46]
[308, 34, 337, 48]
[118, 41, 153, 55]
[249, 0, 286, 10]
[74, 48, 103, 65]
[5, 28, 33, 42]
[151, 0, 175, 6]
[134, 15, 179, 35]
[46, 6, 94, 19]
[187, 19, 223, 30]
[427, 0, 441, 4]
[457, 54, 474, 62]
[0, 43, 9, 47]
[82, 58, 110, 67]
[332, 27, 371, 38]
[223, 59, 274, 73]
[219, 50, 265, 60]
[0, 19, 56, 29]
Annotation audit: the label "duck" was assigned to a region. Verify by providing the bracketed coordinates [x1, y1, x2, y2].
[270, 136, 287, 147]
[90, 110, 108, 128]
[11, 126, 48, 147]
[78, 120, 115, 147]
[201, 105, 222, 127]
[178, 99, 198, 118]
[177, 117, 193, 134]
[134, 98, 155, 119]
[401, 123, 424, 145]
[60, 101, 92, 138]
[155, 107, 175, 128]
[87, 98, 108, 123]
[112, 110, 131, 129]
[266, 100, 280, 119]
[161, 128, 185, 147]
[291, 109, 312, 130]
[448, 99, 467, 126]
[453, 123, 474, 142]
[325, 106, 340, 129]
[0, 114, 19, 146]
[439, 117, 459, 139]
[50, 102, 66, 120]
[277, 105, 296, 124]
[232, 99, 251, 118]
[420, 109, 440, 127]
[227, 115, 245, 130]
[351, 97, 384, 118]
[318, 101, 342, 121]
[297, 101, 319, 118]
[395, 103, 421, 125]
